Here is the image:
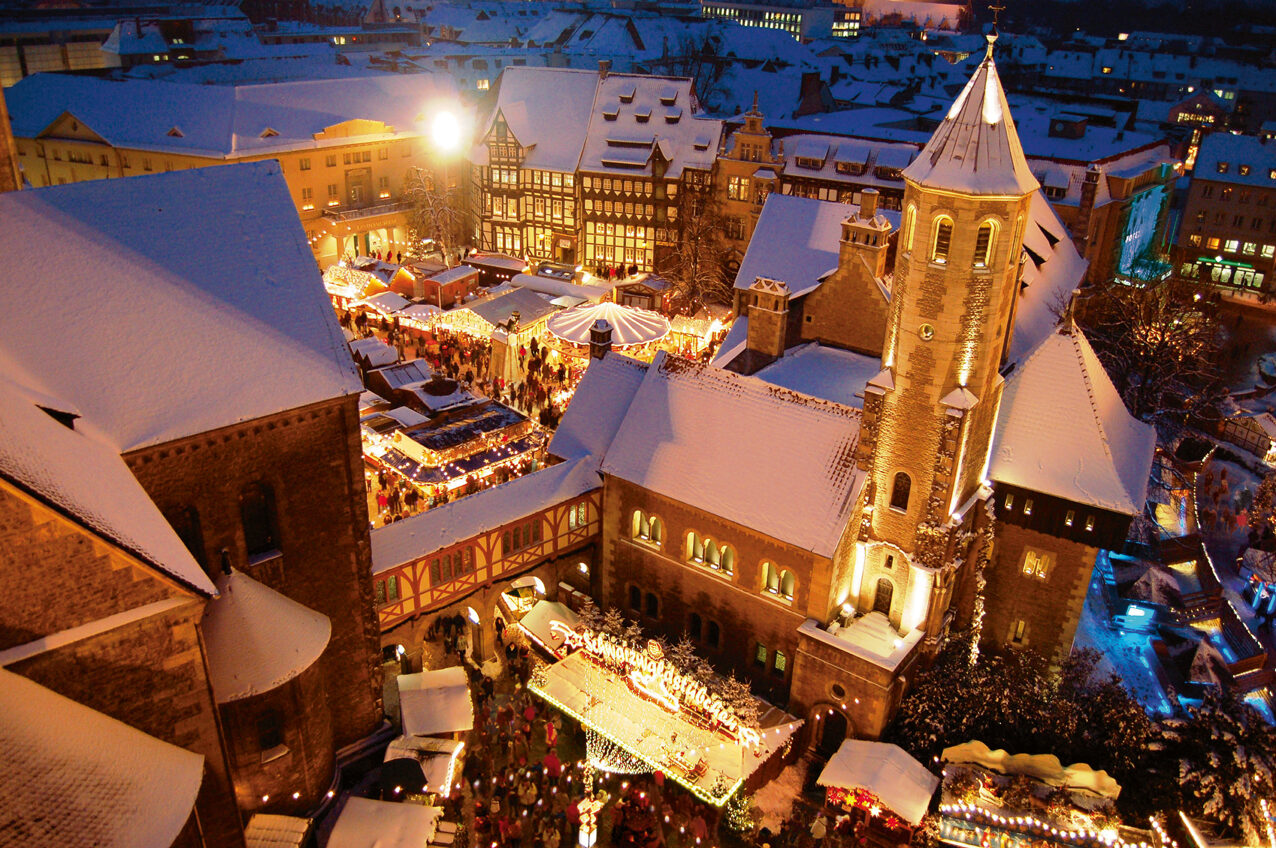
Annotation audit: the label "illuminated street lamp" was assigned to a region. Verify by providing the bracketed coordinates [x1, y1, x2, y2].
[432, 110, 463, 153]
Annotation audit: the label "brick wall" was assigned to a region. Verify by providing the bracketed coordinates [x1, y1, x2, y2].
[219, 661, 335, 815]
[982, 521, 1098, 666]
[600, 477, 832, 703]
[123, 395, 383, 748]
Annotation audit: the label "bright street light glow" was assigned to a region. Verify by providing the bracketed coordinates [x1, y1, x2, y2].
[431, 111, 462, 151]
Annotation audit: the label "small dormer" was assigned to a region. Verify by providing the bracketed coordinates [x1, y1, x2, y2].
[659, 86, 678, 106]
[635, 106, 651, 123]
[167, 127, 184, 138]
[260, 127, 279, 139]
[618, 84, 637, 103]
[603, 103, 619, 121]
[664, 108, 682, 124]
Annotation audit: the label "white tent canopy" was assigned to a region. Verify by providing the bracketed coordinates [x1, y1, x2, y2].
[398, 667, 474, 737]
[817, 739, 939, 826]
[547, 301, 671, 347]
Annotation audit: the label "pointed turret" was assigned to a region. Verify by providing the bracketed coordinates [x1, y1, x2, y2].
[901, 35, 1037, 197]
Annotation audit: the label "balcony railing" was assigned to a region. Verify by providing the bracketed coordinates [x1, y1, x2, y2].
[323, 199, 411, 222]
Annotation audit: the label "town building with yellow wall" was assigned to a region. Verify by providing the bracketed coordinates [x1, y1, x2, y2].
[5, 71, 467, 267]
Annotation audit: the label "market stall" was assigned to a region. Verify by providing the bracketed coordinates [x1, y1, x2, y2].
[817, 740, 939, 847]
[545, 301, 671, 354]
[517, 599, 581, 658]
[398, 667, 474, 740]
[529, 623, 800, 806]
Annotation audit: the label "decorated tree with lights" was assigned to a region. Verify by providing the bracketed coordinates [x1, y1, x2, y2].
[715, 672, 759, 728]
[667, 635, 698, 671]
[622, 619, 645, 648]
[404, 166, 466, 265]
[577, 597, 604, 631]
[602, 607, 627, 638]
[1162, 688, 1276, 842]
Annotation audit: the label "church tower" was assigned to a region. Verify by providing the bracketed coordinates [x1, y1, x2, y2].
[849, 35, 1038, 640]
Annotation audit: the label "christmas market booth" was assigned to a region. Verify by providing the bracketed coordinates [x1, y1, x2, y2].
[517, 599, 581, 659]
[936, 740, 1147, 848]
[816, 739, 939, 847]
[528, 621, 801, 807]
[436, 287, 561, 382]
[323, 260, 394, 308]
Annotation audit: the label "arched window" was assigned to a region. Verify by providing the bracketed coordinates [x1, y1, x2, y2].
[890, 472, 911, 511]
[166, 505, 206, 572]
[902, 204, 916, 252]
[649, 517, 663, 546]
[688, 612, 703, 641]
[931, 215, 953, 264]
[705, 540, 720, 568]
[780, 570, 796, 600]
[719, 546, 735, 575]
[240, 482, 278, 557]
[632, 510, 662, 546]
[706, 620, 721, 649]
[974, 220, 997, 268]
[686, 531, 705, 563]
[873, 578, 894, 615]
[629, 584, 642, 611]
[762, 561, 780, 594]
[645, 592, 660, 618]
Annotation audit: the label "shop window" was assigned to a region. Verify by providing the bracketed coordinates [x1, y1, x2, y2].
[240, 482, 279, 558]
[931, 216, 953, 264]
[890, 472, 911, 511]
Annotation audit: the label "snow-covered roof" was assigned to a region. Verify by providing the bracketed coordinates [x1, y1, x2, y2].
[0, 381, 216, 596]
[478, 67, 599, 172]
[1194, 132, 1276, 189]
[753, 344, 883, 409]
[510, 273, 612, 303]
[350, 336, 399, 368]
[0, 667, 204, 848]
[467, 286, 560, 329]
[991, 324, 1157, 515]
[370, 360, 432, 391]
[902, 37, 1038, 197]
[734, 194, 848, 298]
[601, 353, 863, 557]
[328, 797, 443, 848]
[817, 740, 939, 825]
[244, 814, 312, 848]
[202, 569, 331, 703]
[371, 456, 601, 572]
[941, 740, 1121, 799]
[1007, 191, 1089, 364]
[6, 72, 460, 158]
[549, 353, 649, 463]
[579, 73, 722, 180]
[398, 666, 474, 736]
[547, 301, 671, 347]
[809, 613, 924, 671]
[0, 163, 362, 453]
[359, 291, 413, 315]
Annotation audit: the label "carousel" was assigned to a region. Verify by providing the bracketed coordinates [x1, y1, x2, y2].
[544, 301, 671, 360]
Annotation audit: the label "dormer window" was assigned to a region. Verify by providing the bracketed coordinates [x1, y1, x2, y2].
[618, 84, 636, 103]
[260, 128, 279, 139]
[795, 156, 822, 169]
[167, 127, 184, 138]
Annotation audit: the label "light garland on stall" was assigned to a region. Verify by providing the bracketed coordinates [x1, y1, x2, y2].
[939, 803, 1126, 848]
[586, 726, 652, 775]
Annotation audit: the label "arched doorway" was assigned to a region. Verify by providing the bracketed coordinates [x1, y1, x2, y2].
[813, 705, 850, 759]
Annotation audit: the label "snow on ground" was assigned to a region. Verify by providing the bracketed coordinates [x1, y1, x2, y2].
[751, 757, 812, 831]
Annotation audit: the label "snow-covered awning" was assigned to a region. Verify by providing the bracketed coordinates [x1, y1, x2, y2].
[546, 301, 670, 347]
[385, 735, 466, 798]
[817, 740, 939, 826]
[398, 667, 474, 737]
[327, 797, 443, 848]
[358, 291, 413, 315]
[518, 600, 581, 658]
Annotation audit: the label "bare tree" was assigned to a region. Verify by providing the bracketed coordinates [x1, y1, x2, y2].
[1078, 275, 1227, 421]
[657, 185, 734, 312]
[403, 166, 466, 265]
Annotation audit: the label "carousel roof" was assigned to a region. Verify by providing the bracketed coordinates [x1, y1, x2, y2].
[546, 301, 670, 347]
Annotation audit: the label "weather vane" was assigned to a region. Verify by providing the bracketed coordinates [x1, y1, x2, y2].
[989, 2, 1006, 33]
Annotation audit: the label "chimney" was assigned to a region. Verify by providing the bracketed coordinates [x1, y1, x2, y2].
[598, 59, 611, 80]
[860, 188, 879, 220]
[590, 319, 613, 359]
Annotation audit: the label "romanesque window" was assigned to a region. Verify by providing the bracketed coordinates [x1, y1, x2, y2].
[931, 216, 953, 264]
[686, 531, 705, 562]
[706, 620, 721, 649]
[1021, 549, 1054, 579]
[974, 221, 997, 268]
[629, 584, 641, 611]
[688, 612, 703, 641]
[761, 562, 795, 600]
[707, 542, 735, 575]
[240, 482, 279, 557]
[631, 510, 662, 546]
[902, 204, 916, 252]
[645, 592, 660, 618]
[890, 472, 911, 511]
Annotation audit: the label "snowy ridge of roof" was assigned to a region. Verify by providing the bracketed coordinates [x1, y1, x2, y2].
[0, 380, 216, 596]
[990, 324, 1157, 514]
[601, 353, 864, 557]
[1006, 191, 1089, 364]
[478, 67, 599, 172]
[549, 353, 649, 463]
[202, 569, 332, 703]
[901, 38, 1038, 197]
[0, 668, 204, 848]
[0, 163, 363, 452]
[817, 740, 939, 825]
[372, 456, 601, 572]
